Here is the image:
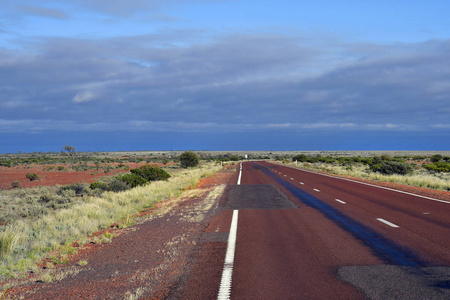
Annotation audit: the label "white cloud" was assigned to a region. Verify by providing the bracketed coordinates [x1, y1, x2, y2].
[72, 91, 95, 103]
[20, 5, 70, 19]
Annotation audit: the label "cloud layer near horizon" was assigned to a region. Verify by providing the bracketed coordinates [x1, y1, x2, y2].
[1, 32, 449, 133]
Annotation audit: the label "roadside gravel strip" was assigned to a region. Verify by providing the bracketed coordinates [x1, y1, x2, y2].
[4, 167, 236, 299]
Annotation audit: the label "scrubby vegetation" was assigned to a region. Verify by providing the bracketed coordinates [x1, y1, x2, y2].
[0, 183, 92, 225]
[0, 150, 180, 169]
[88, 165, 171, 192]
[0, 162, 222, 278]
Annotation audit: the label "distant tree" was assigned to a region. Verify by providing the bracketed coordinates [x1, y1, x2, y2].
[63, 145, 76, 169]
[179, 151, 199, 168]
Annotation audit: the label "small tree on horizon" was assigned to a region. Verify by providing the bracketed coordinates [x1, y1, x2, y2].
[63, 145, 76, 169]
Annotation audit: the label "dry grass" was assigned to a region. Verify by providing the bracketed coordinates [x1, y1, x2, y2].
[0, 163, 222, 278]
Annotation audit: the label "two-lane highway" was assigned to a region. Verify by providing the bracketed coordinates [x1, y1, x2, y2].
[178, 161, 450, 299]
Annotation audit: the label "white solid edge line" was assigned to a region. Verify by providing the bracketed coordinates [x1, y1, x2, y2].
[377, 218, 399, 228]
[218, 210, 239, 300]
[276, 163, 450, 205]
[237, 163, 242, 185]
[336, 199, 346, 204]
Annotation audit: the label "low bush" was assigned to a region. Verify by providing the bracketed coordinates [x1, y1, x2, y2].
[228, 155, 240, 161]
[26, 173, 39, 181]
[90, 182, 109, 191]
[57, 184, 87, 196]
[423, 162, 450, 173]
[0, 160, 12, 167]
[39, 194, 73, 210]
[130, 165, 171, 182]
[105, 179, 129, 192]
[118, 173, 148, 188]
[292, 154, 310, 162]
[369, 161, 414, 175]
[430, 154, 444, 163]
[179, 151, 199, 168]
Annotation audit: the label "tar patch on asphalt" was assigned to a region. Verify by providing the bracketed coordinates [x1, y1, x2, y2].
[225, 184, 298, 210]
[199, 232, 229, 243]
[338, 265, 450, 300]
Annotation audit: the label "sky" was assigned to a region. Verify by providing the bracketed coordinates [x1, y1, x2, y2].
[1, 0, 449, 153]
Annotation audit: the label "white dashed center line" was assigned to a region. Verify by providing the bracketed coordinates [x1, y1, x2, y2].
[313, 189, 320, 192]
[376, 218, 399, 228]
[237, 163, 242, 185]
[218, 210, 239, 300]
[335, 199, 346, 204]
[299, 182, 304, 185]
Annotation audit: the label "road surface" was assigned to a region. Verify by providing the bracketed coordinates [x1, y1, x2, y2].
[177, 161, 450, 299]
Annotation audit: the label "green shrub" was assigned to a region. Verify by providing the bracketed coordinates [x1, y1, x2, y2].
[118, 173, 148, 188]
[423, 162, 450, 173]
[413, 156, 426, 161]
[293, 154, 309, 162]
[39, 194, 72, 210]
[26, 173, 39, 181]
[370, 161, 414, 175]
[130, 165, 171, 181]
[179, 151, 199, 168]
[229, 155, 240, 161]
[430, 154, 443, 163]
[90, 182, 109, 190]
[103, 165, 114, 173]
[57, 184, 87, 196]
[0, 160, 12, 167]
[107, 178, 129, 192]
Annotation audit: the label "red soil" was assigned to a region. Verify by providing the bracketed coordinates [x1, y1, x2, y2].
[0, 163, 173, 190]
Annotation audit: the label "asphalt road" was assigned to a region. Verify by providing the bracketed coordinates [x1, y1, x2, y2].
[178, 161, 450, 299]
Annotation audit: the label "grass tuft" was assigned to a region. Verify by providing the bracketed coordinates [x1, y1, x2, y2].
[78, 260, 87, 266]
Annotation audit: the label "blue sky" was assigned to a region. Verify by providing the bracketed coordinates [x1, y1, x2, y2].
[1, 0, 449, 153]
